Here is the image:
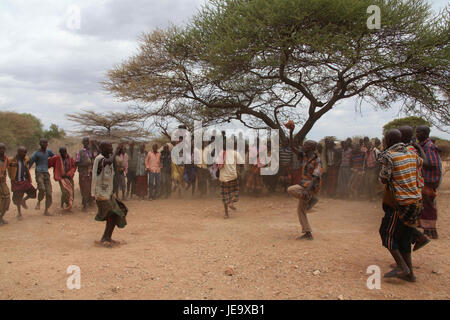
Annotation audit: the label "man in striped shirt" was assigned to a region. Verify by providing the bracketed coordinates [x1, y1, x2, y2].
[416, 125, 442, 239]
[378, 129, 423, 282]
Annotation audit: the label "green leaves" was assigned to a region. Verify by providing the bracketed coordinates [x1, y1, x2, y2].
[104, 0, 449, 140]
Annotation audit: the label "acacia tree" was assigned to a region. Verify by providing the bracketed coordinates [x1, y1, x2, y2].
[104, 0, 449, 142]
[383, 116, 431, 133]
[66, 110, 152, 141]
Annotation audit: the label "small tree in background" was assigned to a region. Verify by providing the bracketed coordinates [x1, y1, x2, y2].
[66, 110, 152, 142]
[44, 124, 66, 140]
[383, 116, 431, 134]
[0, 111, 44, 153]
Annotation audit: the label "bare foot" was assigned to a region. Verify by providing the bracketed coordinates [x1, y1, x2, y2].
[35, 203, 40, 210]
[102, 241, 112, 248]
[0, 218, 8, 225]
[43, 211, 53, 216]
[95, 240, 113, 248]
[296, 233, 314, 240]
[229, 204, 237, 210]
[224, 214, 229, 219]
[21, 200, 28, 209]
[384, 268, 410, 278]
[16, 215, 23, 221]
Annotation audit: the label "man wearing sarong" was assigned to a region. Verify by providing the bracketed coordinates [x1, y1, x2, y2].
[349, 144, 365, 199]
[0, 143, 11, 225]
[361, 138, 377, 200]
[337, 138, 352, 198]
[287, 140, 322, 240]
[184, 149, 197, 196]
[135, 143, 148, 199]
[324, 139, 340, 198]
[29, 138, 55, 216]
[92, 141, 127, 248]
[378, 129, 423, 282]
[246, 142, 265, 195]
[398, 126, 430, 251]
[7, 146, 37, 221]
[75, 137, 93, 211]
[159, 144, 172, 198]
[113, 143, 128, 201]
[218, 146, 243, 219]
[49, 147, 77, 212]
[126, 141, 138, 199]
[416, 125, 442, 239]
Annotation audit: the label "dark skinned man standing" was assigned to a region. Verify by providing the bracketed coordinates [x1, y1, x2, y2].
[75, 137, 93, 211]
[29, 138, 54, 216]
[398, 126, 431, 250]
[49, 147, 77, 212]
[92, 141, 127, 248]
[7, 146, 36, 221]
[416, 125, 442, 239]
[0, 143, 11, 225]
[378, 129, 423, 282]
[287, 140, 322, 240]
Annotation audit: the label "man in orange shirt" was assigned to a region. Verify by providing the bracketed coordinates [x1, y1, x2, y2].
[145, 144, 162, 200]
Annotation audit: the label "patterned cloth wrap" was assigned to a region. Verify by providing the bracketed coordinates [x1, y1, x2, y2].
[397, 201, 423, 226]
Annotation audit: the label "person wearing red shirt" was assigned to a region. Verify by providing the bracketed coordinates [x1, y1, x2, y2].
[48, 147, 77, 212]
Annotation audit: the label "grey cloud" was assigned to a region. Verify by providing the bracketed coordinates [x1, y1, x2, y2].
[73, 0, 206, 40]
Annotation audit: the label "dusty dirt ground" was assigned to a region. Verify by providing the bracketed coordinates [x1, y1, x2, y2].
[0, 171, 448, 300]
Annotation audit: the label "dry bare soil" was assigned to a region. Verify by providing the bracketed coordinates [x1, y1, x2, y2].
[0, 171, 449, 300]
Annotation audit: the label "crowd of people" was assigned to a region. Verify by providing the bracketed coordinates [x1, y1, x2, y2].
[0, 123, 444, 282]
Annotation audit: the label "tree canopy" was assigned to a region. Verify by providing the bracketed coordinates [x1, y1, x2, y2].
[0, 111, 65, 153]
[104, 0, 449, 142]
[383, 116, 431, 133]
[66, 110, 152, 142]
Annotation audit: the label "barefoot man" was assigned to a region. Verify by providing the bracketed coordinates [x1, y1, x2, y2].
[0, 143, 11, 225]
[378, 129, 423, 282]
[29, 138, 55, 216]
[75, 137, 93, 211]
[218, 142, 243, 219]
[48, 147, 77, 212]
[287, 140, 322, 240]
[7, 146, 37, 221]
[416, 125, 442, 239]
[92, 141, 128, 248]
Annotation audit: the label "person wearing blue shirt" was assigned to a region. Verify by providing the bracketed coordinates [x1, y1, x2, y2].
[29, 138, 54, 216]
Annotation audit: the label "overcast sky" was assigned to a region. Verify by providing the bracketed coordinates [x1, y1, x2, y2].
[0, 0, 448, 141]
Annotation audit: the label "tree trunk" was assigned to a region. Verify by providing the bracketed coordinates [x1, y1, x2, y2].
[294, 117, 317, 145]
